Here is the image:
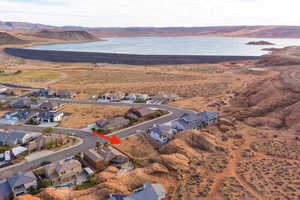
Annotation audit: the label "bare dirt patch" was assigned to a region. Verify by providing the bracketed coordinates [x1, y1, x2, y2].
[59, 104, 129, 129]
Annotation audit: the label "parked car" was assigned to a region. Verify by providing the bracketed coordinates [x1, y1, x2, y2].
[40, 160, 51, 166]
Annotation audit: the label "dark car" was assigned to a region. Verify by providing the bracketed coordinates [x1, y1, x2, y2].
[40, 161, 51, 166]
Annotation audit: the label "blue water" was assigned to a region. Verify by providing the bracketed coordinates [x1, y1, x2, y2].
[26, 37, 300, 56]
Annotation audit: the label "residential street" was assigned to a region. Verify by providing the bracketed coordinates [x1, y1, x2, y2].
[0, 97, 195, 179]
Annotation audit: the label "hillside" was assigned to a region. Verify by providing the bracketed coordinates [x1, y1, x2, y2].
[0, 32, 27, 45]
[257, 46, 300, 66]
[223, 47, 300, 134]
[2, 20, 300, 38]
[0, 20, 54, 30]
[87, 26, 300, 38]
[33, 30, 99, 41]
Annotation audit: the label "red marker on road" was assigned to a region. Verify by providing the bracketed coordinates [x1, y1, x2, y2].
[91, 132, 121, 145]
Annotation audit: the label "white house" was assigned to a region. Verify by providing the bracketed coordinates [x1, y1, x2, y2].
[33, 111, 64, 123]
[11, 146, 28, 157]
[125, 93, 149, 101]
[0, 131, 41, 146]
[4, 151, 11, 162]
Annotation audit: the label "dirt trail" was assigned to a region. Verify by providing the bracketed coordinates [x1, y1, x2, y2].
[44, 71, 67, 86]
[208, 135, 265, 200]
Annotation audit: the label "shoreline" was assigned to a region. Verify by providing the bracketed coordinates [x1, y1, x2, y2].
[4, 48, 260, 65]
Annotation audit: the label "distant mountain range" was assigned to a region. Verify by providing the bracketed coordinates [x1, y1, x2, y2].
[2, 20, 300, 38]
[0, 20, 55, 30]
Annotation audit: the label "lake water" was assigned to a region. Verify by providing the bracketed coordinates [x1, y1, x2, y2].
[26, 37, 300, 56]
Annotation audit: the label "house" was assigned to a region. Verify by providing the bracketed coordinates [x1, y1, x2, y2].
[33, 89, 75, 99]
[96, 117, 130, 130]
[172, 111, 219, 131]
[54, 90, 75, 99]
[108, 182, 166, 200]
[33, 111, 64, 123]
[11, 146, 28, 157]
[99, 92, 125, 102]
[84, 146, 128, 170]
[125, 93, 149, 102]
[45, 159, 82, 185]
[39, 101, 61, 110]
[4, 109, 38, 122]
[0, 88, 15, 96]
[83, 148, 112, 170]
[126, 107, 157, 119]
[148, 124, 175, 144]
[28, 134, 67, 152]
[33, 88, 49, 97]
[149, 93, 180, 104]
[0, 171, 37, 199]
[171, 113, 205, 131]
[199, 110, 219, 125]
[0, 131, 41, 146]
[4, 151, 11, 162]
[11, 99, 38, 109]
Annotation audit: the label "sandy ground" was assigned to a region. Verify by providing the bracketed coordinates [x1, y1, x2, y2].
[59, 104, 129, 129]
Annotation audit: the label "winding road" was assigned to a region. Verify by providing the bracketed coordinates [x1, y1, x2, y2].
[0, 97, 195, 179]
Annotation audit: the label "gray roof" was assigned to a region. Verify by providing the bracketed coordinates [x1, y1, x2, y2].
[172, 119, 189, 130]
[0, 180, 12, 200]
[180, 111, 218, 123]
[84, 149, 104, 162]
[0, 131, 27, 145]
[40, 101, 60, 109]
[85, 147, 118, 163]
[96, 119, 108, 128]
[34, 88, 49, 96]
[7, 171, 36, 189]
[199, 110, 219, 120]
[6, 109, 37, 121]
[12, 99, 36, 108]
[126, 182, 166, 200]
[180, 113, 202, 122]
[37, 111, 62, 119]
[149, 125, 172, 137]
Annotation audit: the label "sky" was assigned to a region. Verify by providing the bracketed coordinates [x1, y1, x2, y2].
[0, 0, 300, 27]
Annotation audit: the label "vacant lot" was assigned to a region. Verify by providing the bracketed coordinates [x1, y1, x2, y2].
[115, 134, 159, 160]
[59, 104, 129, 129]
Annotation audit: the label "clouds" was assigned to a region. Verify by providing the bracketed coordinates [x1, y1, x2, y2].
[0, 0, 299, 27]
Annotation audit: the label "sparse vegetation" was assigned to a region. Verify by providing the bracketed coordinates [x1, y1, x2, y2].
[75, 176, 96, 190]
[43, 127, 54, 134]
[0, 70, 60, 86]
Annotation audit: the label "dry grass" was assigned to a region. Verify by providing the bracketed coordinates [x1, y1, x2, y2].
[170, 96, 224, 112]
[59, 104, 129, 129]
[47, 64, 259, 101]
[0, 70, 60, 86]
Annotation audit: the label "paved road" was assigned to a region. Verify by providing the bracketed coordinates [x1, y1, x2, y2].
[0, 98, 194, 179]
[0, 82, 41, 89]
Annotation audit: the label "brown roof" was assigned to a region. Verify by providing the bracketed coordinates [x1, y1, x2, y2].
[129, 107, 156, 117]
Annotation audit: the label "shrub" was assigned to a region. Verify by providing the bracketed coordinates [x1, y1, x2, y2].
[39, 178, 52, 188]
[43, 127, 54, 134]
